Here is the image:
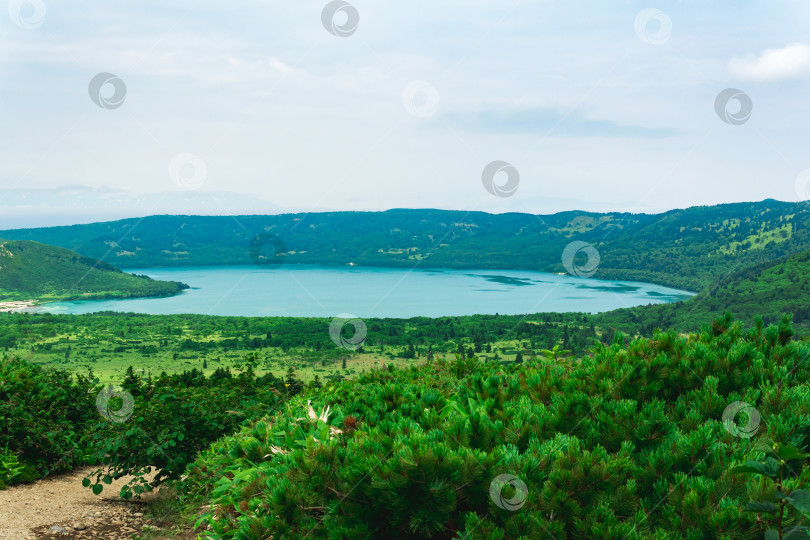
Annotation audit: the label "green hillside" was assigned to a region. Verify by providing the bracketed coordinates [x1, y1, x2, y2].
[597, 248, 810, 335]
[0, 239, 188, 302]
[1, 199, 808, 291]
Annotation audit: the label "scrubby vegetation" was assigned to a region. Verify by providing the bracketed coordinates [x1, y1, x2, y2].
[171, 314, 810, 538]
[0, 357, 300, 492]
[0, 356, 96, 487]
[0, 311, 598, 384]
[82, 365, 299, 499]
[4, 312, 810, 538]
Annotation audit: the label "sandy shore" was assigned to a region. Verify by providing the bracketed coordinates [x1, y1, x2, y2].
[0, 300, 37, 313]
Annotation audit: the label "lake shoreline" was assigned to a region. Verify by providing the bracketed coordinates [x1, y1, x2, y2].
[0, 300, 38, 313]
[1, 288, 192, 314]
[24, 264, 695, 318]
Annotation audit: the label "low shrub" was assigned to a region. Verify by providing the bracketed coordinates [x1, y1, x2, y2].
[0, 355, 98, 486]
[83, 366, 294, 499]
[183, 315, 810, 538]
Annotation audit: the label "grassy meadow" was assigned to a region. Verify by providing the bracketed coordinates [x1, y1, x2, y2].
[1, 311, 580, 384]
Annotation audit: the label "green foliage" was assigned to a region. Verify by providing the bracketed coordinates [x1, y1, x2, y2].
[82, 366, 289, 499]
[0, 239, 187, 301]
[0, 355, 97, 487]
[539, 344, 570, 360]
[733, 441, 810, 539]
[181, 314, 810, 538]
[599, 248, 810, 333]
[0, 310, 598, 385]
[0, 445, 26, 489]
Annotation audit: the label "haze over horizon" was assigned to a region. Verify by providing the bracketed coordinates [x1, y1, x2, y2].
[0, 190, 799, 231]
[2, 1, 810, 229]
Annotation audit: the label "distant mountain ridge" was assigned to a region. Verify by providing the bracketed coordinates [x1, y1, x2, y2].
[0, 239, 188, 302]
[0, 199, 808, 291]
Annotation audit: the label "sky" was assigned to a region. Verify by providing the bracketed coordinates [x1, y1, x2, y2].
[1, 0, 810, 228]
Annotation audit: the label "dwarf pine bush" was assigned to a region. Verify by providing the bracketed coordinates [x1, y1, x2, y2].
[179, 314, 810, 538]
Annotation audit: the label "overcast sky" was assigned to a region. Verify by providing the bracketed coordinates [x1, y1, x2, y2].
[1, 0, 810, 227]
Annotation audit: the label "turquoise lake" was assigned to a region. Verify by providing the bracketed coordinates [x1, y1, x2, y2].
[32, 265, 694, 318]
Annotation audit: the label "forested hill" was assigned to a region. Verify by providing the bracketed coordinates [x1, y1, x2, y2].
[0, 239, 188, 301]
[597, 247, 810, 333]
[1, 199, 808, 291]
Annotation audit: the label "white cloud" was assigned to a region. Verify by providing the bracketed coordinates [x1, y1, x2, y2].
[1, 1, 809, 214]
[729, 43, 810, 81]
[268, 57, 292, 74]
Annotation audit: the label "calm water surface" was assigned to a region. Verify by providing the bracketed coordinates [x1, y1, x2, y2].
[33, 265, 694, 318]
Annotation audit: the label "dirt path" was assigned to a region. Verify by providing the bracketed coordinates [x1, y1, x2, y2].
[0, 467, 172, 539]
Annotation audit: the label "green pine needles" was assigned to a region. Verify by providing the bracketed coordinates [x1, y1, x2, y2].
[178, 313, 810, 539]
